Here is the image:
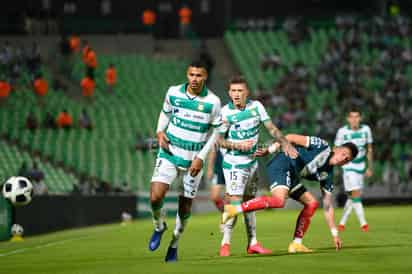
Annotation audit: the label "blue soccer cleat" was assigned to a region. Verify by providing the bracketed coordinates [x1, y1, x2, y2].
[148, 223, 167, 251]
[165, 246, 178, 262]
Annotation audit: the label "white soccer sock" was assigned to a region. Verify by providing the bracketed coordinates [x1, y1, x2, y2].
[293, 237, 302, 244]
[170, 213, 191, 248]
[221, 216, 237, 246]
[244, 212, 257, 246]
[339, 198, 353, 226]
[352, 199, 367, 226]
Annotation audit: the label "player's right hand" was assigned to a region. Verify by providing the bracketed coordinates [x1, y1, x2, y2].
[333, 236, 342, 251]
[157, 132, 169, 151]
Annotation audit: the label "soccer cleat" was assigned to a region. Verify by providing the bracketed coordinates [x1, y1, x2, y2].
[219, 243, 230, 257]
[222, 205, 239, 224]
[148, 222, 167, 251]
[288, 242, 313, 253]
[247, 242, 272, 255]
[338, 224, 345, 232]
[361, 224, 369, 232]
[165, 246, 178, 262]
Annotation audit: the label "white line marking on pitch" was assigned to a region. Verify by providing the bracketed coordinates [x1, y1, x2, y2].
[0, 235, 90, 258]
[0, 225, 123, 258]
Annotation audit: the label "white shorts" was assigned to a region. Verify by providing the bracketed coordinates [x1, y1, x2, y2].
[151, 157, 203, 199]
[343, 171, 364, 192]
[223, 162, 258, 196]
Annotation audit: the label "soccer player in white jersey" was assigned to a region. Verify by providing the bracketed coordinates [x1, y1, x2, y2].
[217, 76, 298, 256]
[148, 61, 222, 262]
[335, 109, 373, 232]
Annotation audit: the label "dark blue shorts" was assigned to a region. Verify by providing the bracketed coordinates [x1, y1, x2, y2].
[213, 150, 225, 185]
[266, 153, 306, 200]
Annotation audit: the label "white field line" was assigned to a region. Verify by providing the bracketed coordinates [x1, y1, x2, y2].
[0, 226, 120, 258]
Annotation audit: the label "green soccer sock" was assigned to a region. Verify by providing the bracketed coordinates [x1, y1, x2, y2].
[151, 200, 165, 231]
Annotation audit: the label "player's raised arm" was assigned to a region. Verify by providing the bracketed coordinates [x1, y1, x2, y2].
[263, 121, 299, 158]
[284, 134, 311, 147]
[321, 190, 342, 250]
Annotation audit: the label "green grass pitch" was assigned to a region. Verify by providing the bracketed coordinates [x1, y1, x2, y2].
[0, 206, 411, 274]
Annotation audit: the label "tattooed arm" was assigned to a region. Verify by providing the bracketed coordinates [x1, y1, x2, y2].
[263, 120, 298, 158]
[217, 134, 254, 152]
[322, 190, 342, 250]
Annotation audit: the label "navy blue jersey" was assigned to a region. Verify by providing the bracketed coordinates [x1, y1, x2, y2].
[267, 136, 334, 193]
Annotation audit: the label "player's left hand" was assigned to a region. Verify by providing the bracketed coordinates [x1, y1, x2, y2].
[189, 157, 203, 177]
[365, 168, 373, 178]
[333, 236, 342, 251]
[281, 142, 299, 159]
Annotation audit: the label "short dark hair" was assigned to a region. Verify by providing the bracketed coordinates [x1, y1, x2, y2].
[347, 107, 361, 115]
[189, 60, 208, 71]
[341, 142, 358, 159]
[228, 75, 248, 89]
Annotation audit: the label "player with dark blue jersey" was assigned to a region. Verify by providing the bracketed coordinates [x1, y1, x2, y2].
[223, 134, 358, 253]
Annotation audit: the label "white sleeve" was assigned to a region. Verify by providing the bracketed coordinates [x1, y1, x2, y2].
[334, 128, 344, 146]
[162, 88, 172, 114]
[256, 101, 270, 122]
[196, 128, 219, 161]
[366, 126, 373, 144]
[211, 99, 222, 128]
[156, 111, 170, 133]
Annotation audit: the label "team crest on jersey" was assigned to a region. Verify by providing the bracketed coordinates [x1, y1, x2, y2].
[198, 103, 204, 111]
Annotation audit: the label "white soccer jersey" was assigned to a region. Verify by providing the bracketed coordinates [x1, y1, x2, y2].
[220, 100, 270, 169]
[334, 124, 373, 174]
[159, 83, 222, 168]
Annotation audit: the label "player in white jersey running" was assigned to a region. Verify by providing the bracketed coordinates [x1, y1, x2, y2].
[217, 76, 298, 256]
[334, 109, 373, 232]
[148, 61, 222, 262]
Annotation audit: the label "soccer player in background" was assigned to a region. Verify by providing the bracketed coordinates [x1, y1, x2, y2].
[207, 146, 225, 212]
[217, 76, 298, 256]
[148, 61, 222, 262]
[223, 134, 358, 253]
[335, 109, 373, 232]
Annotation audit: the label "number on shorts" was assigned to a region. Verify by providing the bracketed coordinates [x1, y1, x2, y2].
[230, 171, 238, 181]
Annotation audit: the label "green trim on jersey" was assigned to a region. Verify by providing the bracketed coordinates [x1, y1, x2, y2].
[179, 83, 208, 97]
[351, 156, 366, 164]
[229, 124, 261, 140]
[169, 95, 214, 114]
[222, 159, 257, 169]
[343, 167, 366, 174]
[166, 132, 206, 151]
[158, 148, 192, 168]
[226, 107, 259, 123]
[170, 115, 210, 133]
